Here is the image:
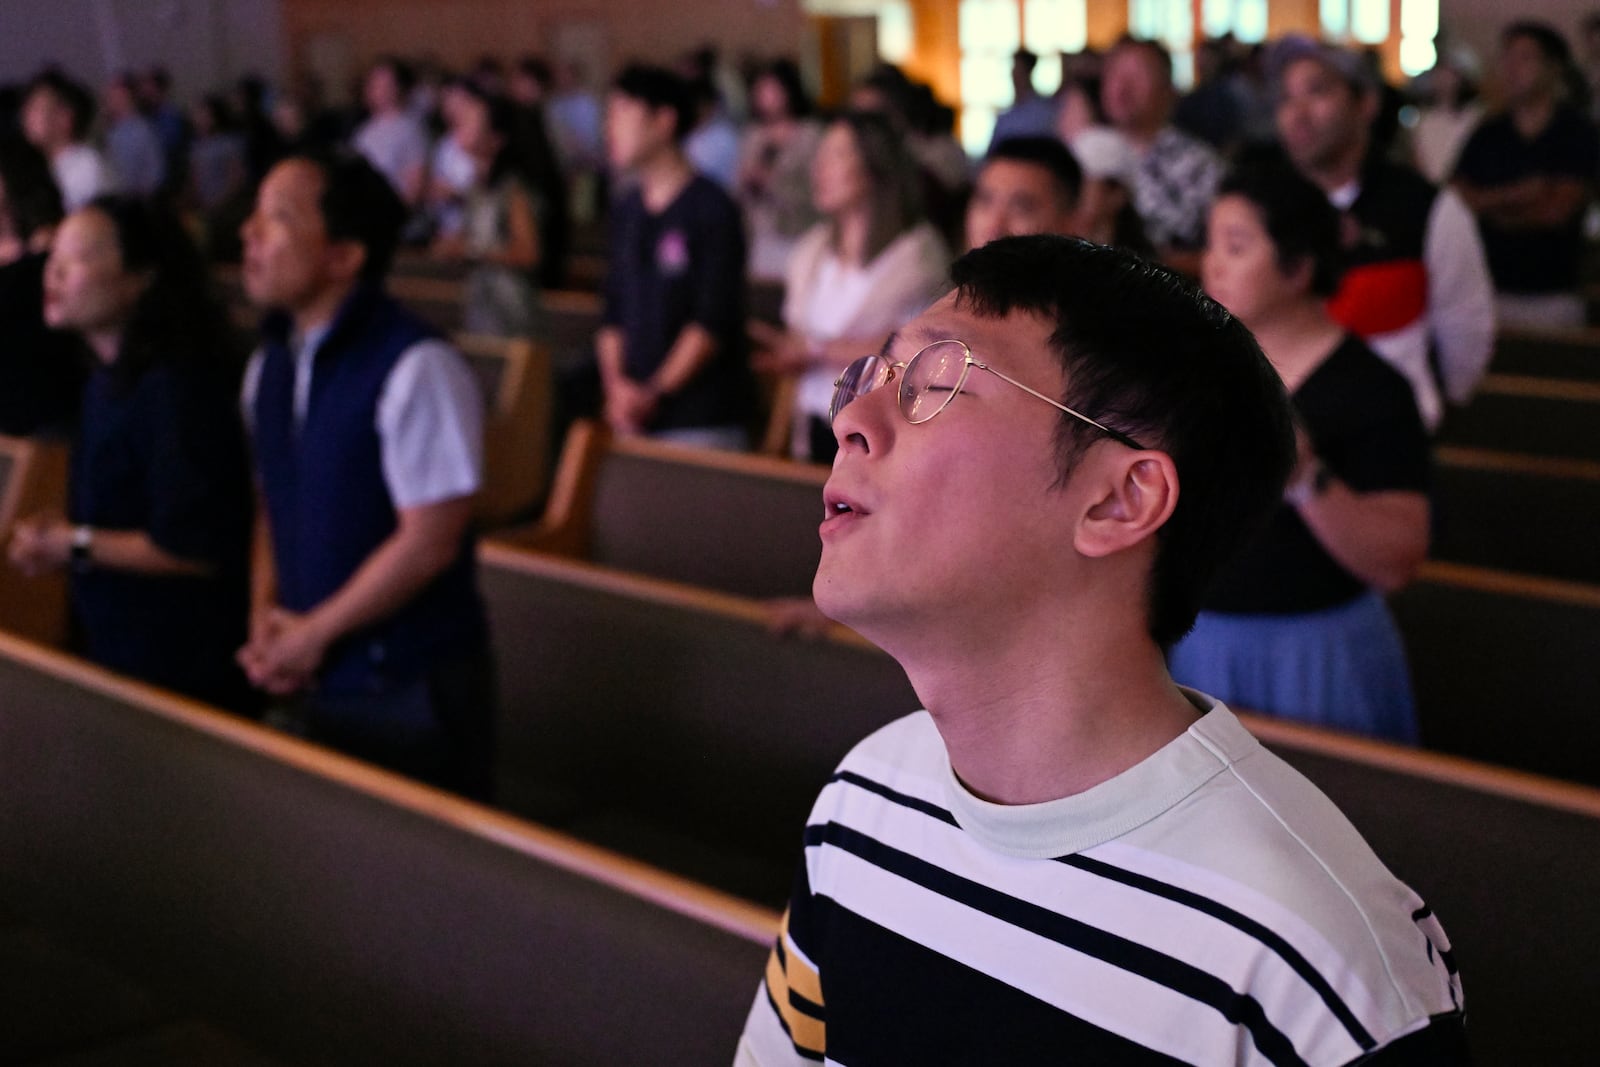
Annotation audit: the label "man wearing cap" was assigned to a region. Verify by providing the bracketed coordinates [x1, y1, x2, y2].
[1274, 37, 1494, 431]
[1453, 21, 1600, 330]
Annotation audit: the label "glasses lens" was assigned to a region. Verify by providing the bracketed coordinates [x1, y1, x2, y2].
[901, 341, 969, 423]
[830, 355, 889, 423]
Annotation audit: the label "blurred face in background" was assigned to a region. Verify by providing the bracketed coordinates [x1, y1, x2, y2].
[21, 89, 72, 152]
[751, 74, 792, 125]
[364, 64, 402, 114]
[1275, 57, 1370, 175]
[240, 159, 336, 312]
[1499, 34, 1560, 108]
[1101, 45, 1170, 136]
[966, 159, 1076, 249]
[43, 209, 145, 347]
[1201, 194, 1307, 329]
[810, 121, 870, 217]
[604, 92, 675, 172]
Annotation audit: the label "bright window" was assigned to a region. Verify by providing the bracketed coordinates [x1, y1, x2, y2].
[1024, 0, 1089, 95]
[1129, 0, 1195, 87]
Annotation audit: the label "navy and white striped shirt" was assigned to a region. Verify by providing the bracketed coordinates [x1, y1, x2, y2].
[736, 697, 1464, 1065]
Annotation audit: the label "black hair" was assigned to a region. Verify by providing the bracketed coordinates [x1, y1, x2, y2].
[27, 70, 96, 140]
[370, 55, 418, 97]
[948, 235, 1295, 647]
[286, 149, 406, 282]
[828, 110, 924, 262]
[1110, 35, 1175, 87]
[1013, 49, 1039, 73]
[0, 134, 64, 239]
[516, 54, 553, 90]
[1217, 158, 1345, 297]
[83, 195, 235, 391]
[1503, 20, 1573, 67]
[754, 58, 812, 119]
[985, 136, 1083, 208]
[612, 63, 695, 141]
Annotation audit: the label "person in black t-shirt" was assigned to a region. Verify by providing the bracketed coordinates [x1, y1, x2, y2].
[1454, 21, 1600, 329]
[1174, 160, 1431, 743]
[6, 198, 252, 711]
[598, 64, 751, 450]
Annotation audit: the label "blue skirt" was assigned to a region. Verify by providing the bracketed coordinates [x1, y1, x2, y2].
[1168, 591, 1418, 744]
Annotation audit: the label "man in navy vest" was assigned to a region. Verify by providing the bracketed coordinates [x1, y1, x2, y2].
[236, 150, 494, 799]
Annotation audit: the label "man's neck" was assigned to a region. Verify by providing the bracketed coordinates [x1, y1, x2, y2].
[887, 596, 1202, 806]
[1123, 121, 1163, 153]
[1300, 140, 1366, 195]
[290, 279, 359, 342]
[1511, 95, 1557, 141]
[635, 150, 694, 214]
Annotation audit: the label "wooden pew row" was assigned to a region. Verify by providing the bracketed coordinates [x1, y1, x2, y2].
[1439, 373, 1600, 462]
[480, 544, 918, 904]
[505, 429, 1600, 786]
[456, 333, 553, 527]
[506, 421, 826, 599]
[0, 434, 70, 645]
[477, 542, 1599, 1065]
[1491, 326, 1600, 381]
[1243, 714, 1600, 1067]
[1432, 446, 1600, 584]
[1394, 561, 1600, 785]
[0, 630, 774, 1066]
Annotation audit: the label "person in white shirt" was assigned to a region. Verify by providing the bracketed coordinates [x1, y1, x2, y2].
[352, 57, 431, 209]
[236, 151, 493, 799]
[22, 71, 117, 212]
[750, 111, 949, 462]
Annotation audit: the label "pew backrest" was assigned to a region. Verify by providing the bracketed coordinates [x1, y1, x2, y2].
[456, 333, 552, 527]
[508, 421, 828, 598]
[1392, 560, 1600, 785]
[1440, 373, 1600, 461]
[0, 632, 774, 1066]
[478, 544, 921, 903]
[1431, 446, 1600, 585]
[0, 434, 70, 645]
[1492, 326, 1600, 381]
[1246, 711, 1600, 1067]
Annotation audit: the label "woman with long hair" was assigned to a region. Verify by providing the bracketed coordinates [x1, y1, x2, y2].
[752, 110, 949, 462]
[736, 58, 823, 281]
[1174, 161, 1432, 742]
[7, 196, 253, 709]
[432, 83, 545, 338]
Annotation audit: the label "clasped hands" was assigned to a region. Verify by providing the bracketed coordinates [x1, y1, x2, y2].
[237, 606, 328, 697]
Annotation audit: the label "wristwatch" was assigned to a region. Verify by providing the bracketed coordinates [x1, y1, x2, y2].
[69, 525, 94, 571]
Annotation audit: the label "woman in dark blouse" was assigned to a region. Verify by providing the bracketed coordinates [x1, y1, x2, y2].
[7, 197, 253, 709]
[1172, 161, 1432, 743]
[0, 134, 82, 436]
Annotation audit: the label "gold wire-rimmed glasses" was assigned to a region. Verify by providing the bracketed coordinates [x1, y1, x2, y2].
[829, 338, 1147, 450]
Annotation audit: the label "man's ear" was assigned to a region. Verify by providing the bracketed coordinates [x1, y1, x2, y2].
[325, 239, 368, 286]
[1074, 450, 1179, 559]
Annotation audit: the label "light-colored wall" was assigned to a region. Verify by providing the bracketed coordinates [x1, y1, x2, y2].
[282, 0, 808, 97]
[0, 0, 285, 102]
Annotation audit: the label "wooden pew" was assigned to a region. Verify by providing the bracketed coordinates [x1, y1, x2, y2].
[1439, 373, 1600, 461]
[0, 630, 774, 1066]
[478, 542, 1599, 1063]
[1245, 713, 1600, 1067]
[1491, 326, 1600, 381]
[0, 434, 70, 645]
[456, 333, 553, 528]
[544, 288, 603, 374]
[388, 273, 467, 333]
[507, 421, 826, 598]
[478, 544, 920, 904]
[1432, 446, 1600, 584]
[1392, 561, 1600, 786]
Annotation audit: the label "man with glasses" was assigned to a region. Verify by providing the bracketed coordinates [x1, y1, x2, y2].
[735, 235, 1466, 1065]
